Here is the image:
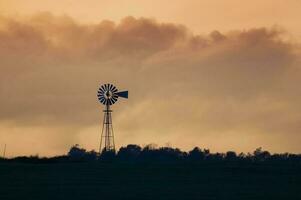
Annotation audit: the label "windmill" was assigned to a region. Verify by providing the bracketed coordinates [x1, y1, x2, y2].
[97, 83, 128, 153]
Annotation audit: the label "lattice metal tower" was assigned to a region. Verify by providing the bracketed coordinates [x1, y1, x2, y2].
[97, 83, 128, 153]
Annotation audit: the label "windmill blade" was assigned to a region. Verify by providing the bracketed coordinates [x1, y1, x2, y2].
[98, 95, 104, 100]
[98, 86, 105, 93]
[112, 85, 118, 93]
[101, 85, 106, 92]
[99, 97, 106, 104]
[105, 84, 109, 91]
[98, 96, 104, 102]
[113, 94, 119, 100]
[116, 91, 128, 98]
[109, 84, 114, 91]
[107, 98, 113, 105]
[111, 96, 118, 103]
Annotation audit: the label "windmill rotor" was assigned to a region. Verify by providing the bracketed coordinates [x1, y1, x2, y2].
[97, 83, 128, 106]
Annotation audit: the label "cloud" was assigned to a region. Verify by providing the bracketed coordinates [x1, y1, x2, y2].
[0, 13, 300, 155]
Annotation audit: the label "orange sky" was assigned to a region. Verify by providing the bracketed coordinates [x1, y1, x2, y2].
[0, 1, 301, 156]
[1, 0, 301, 38]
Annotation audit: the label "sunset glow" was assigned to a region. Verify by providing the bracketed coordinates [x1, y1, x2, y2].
[1, 0, 301, 156]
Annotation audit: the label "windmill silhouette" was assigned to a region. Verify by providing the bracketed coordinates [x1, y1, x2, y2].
[97, 84, 128, 153]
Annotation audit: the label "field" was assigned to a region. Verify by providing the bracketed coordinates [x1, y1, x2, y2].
[0, 162, 300, 200]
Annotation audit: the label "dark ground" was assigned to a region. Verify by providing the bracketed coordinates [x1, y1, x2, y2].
[0, 162, 300, 200]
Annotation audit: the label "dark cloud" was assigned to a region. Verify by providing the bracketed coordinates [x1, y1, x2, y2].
[0, 13, 300, 155]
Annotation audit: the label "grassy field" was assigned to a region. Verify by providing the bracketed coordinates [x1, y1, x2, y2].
[0, 162, 300, 200]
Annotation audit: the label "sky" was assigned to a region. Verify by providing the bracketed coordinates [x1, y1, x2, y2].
[0, 0, 301, 156]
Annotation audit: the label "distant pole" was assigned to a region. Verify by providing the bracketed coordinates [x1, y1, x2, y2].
[3, 144, 6, 158]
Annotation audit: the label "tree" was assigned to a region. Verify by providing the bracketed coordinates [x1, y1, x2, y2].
[253, 147, 271, 161]
[68, 144, 98, 161]
[117, 144, 141, 161]
[100, 149, 116, 161]
[225, 151, 237, 161]
[68, 144, 86, 161]
[188, 147, 205, 161]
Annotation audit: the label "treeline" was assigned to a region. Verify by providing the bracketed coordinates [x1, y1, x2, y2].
[1, 144, 301, 164]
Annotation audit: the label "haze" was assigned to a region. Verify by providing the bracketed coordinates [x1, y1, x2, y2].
[0, 0, 301, 156]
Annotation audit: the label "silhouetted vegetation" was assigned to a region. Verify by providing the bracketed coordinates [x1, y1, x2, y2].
[68, 144, 98, 162]
[1, 144, 301, 164]
[1, 145, 301, 199]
